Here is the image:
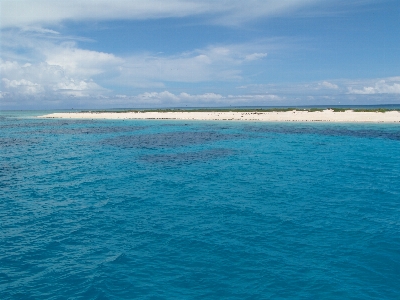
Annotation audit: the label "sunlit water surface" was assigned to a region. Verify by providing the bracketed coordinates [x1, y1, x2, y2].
[1, 111, 400, 299]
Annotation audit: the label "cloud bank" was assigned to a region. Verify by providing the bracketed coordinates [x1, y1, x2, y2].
[1, 0, 398, 109]
[0, 28, 274, 101]
[1, 0, 320, 28]
[1, 26, 399, 108]
[1, 59, 108, 99]
[348, 78, 400, 95]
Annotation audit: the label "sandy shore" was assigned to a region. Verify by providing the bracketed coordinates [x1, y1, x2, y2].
[38, 110, 400, 123]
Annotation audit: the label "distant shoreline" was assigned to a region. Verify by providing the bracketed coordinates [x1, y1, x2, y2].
[38, 109, 400, 122]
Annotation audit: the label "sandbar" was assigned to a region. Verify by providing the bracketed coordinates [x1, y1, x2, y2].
[38, 109, 400, 123]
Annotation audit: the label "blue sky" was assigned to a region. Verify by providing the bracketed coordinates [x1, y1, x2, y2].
[1, 0, 399, 109]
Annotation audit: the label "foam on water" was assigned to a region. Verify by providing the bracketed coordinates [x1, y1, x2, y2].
[1, 113, 400, 299]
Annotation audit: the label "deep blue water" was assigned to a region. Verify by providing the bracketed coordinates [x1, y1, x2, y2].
[1, 111, 400, 299]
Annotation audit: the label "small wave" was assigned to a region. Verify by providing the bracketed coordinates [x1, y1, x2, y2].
[140, 148, 234, 165]
[102, 131, 243, 149]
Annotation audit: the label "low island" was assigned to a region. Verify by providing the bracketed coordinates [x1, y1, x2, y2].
[39, 108, 400, 123]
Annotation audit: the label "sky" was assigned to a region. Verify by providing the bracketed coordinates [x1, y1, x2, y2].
[1, 0, 400, 109]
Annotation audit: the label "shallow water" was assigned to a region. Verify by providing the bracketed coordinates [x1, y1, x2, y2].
[1, 112, 400, 299]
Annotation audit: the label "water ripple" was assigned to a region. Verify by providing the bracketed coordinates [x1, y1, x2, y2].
[245, 124, 400, 140]
[102, 131, 244, 149]
[1, 117, 400, 299]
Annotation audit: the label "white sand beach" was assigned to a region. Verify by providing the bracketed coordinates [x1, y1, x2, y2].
[38, 110, 400, 123]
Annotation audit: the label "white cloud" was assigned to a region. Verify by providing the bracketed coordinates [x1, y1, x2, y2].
[1, 30, 122, 99]
[0, 29, 279, 107]
[180, 92, 224, 101]
[1, 26, 274, 88]
[1, 0, 321, 28]
[234, 78, 400, 105]
[106, 43, 274, 86]
[212, 0, 319, 25]
[2, 78, 44, 94]
[133, 91, 226, 105]
[21, 26, 60, 35]
[319, 81, 338, 89]
[54, 79, 106, 97]
[3, 19, 399, 108]
[128, 91, 282, 106]
[236, 81, 343, 95]
[348, 79, 400, 95]
[44, 44, 123, 77]
[137, 91, 180, 103]
[228, 94, 281, 101]
[245, 53, 268, 61]
[117, 46, 243, 85]
[1, 59, 108, 98]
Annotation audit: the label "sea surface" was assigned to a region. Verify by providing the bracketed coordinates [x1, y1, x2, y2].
[1, 111, 400, 299]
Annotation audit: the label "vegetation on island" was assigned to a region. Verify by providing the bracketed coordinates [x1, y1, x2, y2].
[82, 107, 400, 113]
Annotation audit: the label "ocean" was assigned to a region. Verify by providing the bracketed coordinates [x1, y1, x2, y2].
[1, 111, 400, 299]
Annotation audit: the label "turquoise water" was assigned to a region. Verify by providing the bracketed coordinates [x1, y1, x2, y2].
[1, 111, 400, 299]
